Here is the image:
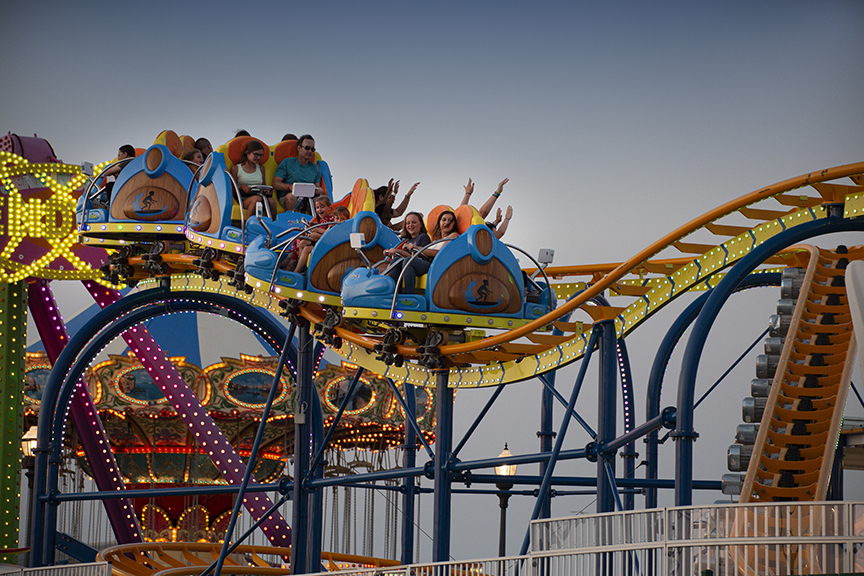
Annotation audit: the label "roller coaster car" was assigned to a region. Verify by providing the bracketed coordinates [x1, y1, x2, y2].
[244, 211, 400, 304]
[186, 152, 251, 254]
[186, 152, 320, 284]
[342, 224, 555, 321]
[78, 144, 192, 243]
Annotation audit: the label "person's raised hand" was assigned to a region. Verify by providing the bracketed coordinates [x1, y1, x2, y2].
[463, 178, 474, 196]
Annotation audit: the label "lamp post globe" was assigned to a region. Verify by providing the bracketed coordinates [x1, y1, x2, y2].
[495, 443, 516, 557]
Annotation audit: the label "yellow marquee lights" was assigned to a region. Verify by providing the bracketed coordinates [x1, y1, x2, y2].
[0, 151, 102, 283]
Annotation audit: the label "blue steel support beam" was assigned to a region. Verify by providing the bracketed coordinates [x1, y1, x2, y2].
[401, 381, 417, 565]
[308, 386, 325, 569]
[520, 324, 602, 555]
[467, 474, 721, 490]
[592, 296, 637, 511]
[674, 215, 864, 506]
[615, 339, 637, 511]
[601, 409, 674, 456]
[433, 370, 454, 562]
[214, 323, 296, 576]
[307, 366, 365, 477]
[537, 373, 597, 439]
[452, 384, 505, 459]
[386, 378, 435, 459]
[644, 273, 780, 508]
[538, 291, 580, 520]
[597, 320, 618, 513]
[539, 371, 554, 520]
[604, 460, 624, 512]
[292, 323, 315, 573]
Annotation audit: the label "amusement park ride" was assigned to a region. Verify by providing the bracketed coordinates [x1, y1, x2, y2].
[2, 129, 864, 574]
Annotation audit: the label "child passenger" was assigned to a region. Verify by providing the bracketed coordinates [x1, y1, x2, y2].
[290, 196, 338, 273]
[333, 206, 350, 222]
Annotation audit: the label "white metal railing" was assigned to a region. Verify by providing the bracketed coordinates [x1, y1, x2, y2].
[531, 501, 864, 575]
[286, 502, 864, 576]
[306, 556, 529, 576]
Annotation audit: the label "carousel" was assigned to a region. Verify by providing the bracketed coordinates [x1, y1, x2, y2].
[23, 349, 435, 546]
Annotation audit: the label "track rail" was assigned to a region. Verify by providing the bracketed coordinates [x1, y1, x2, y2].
[132, 162, 864, 388]
[741, 246, 860, 503]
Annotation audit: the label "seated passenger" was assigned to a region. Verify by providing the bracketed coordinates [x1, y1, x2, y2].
[182, 149, 205, 172]
[375, 180, 418, 231]
[383, 211, 432, 294]
[98, 144, 137, 207]
[460, 177, 508, 219]
[309, 196, 335, 228]
[195, 138, 213, 157]
[103, 144, 136, 180]
[235, 129, 251, 137]
[272, 134, 323, 214]
[283, 196, 338, 273]
[297, 196, 338, 271]
[230, 140, 276, 219]
[333, 206, 350, 222]
[428, 209, 460, 254]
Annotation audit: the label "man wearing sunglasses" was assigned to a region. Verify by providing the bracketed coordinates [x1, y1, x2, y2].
[273, 133, 323, 214]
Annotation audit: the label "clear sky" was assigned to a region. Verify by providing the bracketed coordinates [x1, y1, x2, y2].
[5, 0, 864, 562]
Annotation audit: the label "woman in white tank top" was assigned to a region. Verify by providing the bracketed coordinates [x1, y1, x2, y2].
[230, 140, 276, 219]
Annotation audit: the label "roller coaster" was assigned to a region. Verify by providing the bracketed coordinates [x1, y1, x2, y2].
[3, 130, 864, 574]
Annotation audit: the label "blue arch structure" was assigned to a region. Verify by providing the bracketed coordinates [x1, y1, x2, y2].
[31, 288, 295, 566]
[674, 214, 864, 505]
[644, 272, 782, 508]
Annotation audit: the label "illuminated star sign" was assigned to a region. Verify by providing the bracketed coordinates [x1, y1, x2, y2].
[0, 151, 105, 283]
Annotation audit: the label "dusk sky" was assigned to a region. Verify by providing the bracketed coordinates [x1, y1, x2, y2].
[5, 0, 864, 561]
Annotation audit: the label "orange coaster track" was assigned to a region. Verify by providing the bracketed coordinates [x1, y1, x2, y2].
[135, 161, 864, 389]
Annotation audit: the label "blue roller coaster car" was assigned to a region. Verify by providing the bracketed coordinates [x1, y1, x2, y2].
[342, 224, 555, 320]
[186, 152, 315, 255]
[78, 144, 192, 244]
[244, 211, 400, 302]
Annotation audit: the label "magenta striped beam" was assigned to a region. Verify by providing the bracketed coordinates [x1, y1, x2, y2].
[83, 281, 292, 546]
[28, 280, 142, 543]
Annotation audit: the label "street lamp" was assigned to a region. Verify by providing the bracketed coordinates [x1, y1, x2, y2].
[22, 426, 38, 460]
[495, 443, 517, 557]
[21, 426, 38, 566]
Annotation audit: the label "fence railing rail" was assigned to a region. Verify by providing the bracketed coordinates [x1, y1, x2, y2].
[260, 502, 864, 576]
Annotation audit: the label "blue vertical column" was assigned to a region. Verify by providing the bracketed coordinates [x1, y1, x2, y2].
[292, 323, 314, 573]
[433, 371, 453, 562]
[401, 382, 417, 565]
[597, 320, 617, 513]
[539, 374, 554, 520]
[308, 389, 325, 569]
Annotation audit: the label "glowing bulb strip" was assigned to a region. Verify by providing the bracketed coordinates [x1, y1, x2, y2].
[0, 151, 102, 282]
[185, 229, 245, 254]
[0, 283, 27, 557]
